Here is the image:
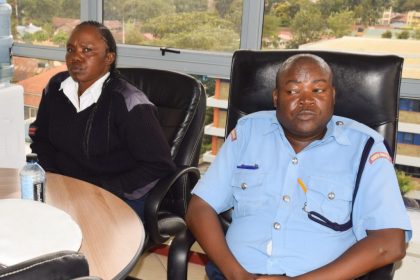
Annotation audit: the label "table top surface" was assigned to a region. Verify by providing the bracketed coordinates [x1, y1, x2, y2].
[0, 168, 144, 280]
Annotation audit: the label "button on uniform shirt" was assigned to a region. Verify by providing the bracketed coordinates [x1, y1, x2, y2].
[192, 111, 412, 277]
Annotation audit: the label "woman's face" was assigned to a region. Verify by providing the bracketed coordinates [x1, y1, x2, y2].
[65, 25, 115, 94]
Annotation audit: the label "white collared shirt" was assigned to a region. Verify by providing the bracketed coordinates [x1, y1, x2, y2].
[59, 72, 110, 112]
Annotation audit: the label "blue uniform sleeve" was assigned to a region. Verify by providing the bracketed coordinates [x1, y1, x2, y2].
[191, 124, 245, 214]
[352, 141, 412, 241]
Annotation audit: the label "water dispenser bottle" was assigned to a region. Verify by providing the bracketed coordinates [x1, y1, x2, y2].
[0, 0, 13, 87]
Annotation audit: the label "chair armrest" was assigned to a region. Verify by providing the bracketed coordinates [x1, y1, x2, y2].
[144, 165, 200, 245]
[168, 228, 197, 280]
[0, 251, 89, 280]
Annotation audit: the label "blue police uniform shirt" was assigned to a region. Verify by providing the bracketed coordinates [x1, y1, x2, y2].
[192, 111, 412, 277]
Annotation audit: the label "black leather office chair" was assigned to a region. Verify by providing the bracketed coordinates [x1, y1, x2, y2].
[0, 250, 101, 280]
[168, 50, 403, 280]
[117, 68, 206, 255]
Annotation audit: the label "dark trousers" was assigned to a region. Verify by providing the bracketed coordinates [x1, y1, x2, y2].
[205, 261, 226, 280]
[123, 195, 147, 223]
[205, 261, 287, 280]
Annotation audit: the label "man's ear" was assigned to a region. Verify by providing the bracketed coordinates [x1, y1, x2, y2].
[105, 52, 116, 66]
[332, 87, 336, 104]
[272, 89, 278, 108]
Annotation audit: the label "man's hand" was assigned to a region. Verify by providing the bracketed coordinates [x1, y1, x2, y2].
[186, 195, 251, 280]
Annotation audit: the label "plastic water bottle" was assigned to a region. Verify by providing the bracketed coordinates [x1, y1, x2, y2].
[0, 0, 13, 87]
[20, 153, 46, 202]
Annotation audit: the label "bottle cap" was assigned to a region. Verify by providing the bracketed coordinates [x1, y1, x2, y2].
[26, 153, 38, 163]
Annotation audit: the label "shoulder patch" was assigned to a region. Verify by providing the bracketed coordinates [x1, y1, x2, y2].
[369, 152, 392, 164]
[229, 128, 237, 141]
[28, 125, 37, 137]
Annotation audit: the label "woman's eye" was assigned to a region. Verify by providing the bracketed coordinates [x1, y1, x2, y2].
[66, 48, 73, 53]
[83, 47, 92, 53]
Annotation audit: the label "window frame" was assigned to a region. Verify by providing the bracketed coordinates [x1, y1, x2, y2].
[12, 0, 263, 78]
[11, 0, 418, 92]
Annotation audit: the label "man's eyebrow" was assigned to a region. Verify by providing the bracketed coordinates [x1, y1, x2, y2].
[312, 79, 328, 83]
[285, 80, 300, 85]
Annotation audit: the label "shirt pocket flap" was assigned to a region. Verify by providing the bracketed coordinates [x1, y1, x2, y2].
[308, 176, 353, 201]
[232, 171, 265, 189]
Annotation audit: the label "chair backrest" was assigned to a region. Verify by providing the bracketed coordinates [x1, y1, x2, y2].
[227, 50, 403, 159]
[118, 68, 206, 214]
[224, 50, 403, 280]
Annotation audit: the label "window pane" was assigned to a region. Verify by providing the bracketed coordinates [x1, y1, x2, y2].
[103, 0, 243, 52]
[11, 0, 80, 47]
[262, 1, 420, 78]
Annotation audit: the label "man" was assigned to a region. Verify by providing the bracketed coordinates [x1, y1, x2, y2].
[186, 54, 411, 280]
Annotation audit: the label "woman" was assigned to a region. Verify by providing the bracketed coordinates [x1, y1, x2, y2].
[29, 21, 175, 221]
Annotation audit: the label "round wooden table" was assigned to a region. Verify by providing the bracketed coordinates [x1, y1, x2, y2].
[0, 168, 144, 280]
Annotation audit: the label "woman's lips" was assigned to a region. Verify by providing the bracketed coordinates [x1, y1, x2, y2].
[69, 65, 84, 73]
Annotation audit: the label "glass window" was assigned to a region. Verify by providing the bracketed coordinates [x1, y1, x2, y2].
[103, 0, 243, 52]
[399, 98, 420, 124]
[262, 0, 420, 78]
[11, 0, 80, 47]
[13, 56, 66, 120]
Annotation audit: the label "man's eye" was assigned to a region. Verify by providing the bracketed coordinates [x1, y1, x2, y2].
[83, 47, 92, 53]
[287, 89, 299, 94]
[66, 47, 73, 53]
[313, 88, 325, 94]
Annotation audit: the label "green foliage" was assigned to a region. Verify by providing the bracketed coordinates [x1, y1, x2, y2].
[327, 10, 355, 37]
[52, 30, 68, 47]
[104, 0, 175, 22]
[318, 0, 348, 17]
[353, 0, 391, 26]
[382, 30, 393, 38]
[16, 0, 79, 25]
[174, 0, 207, 13]
[215, 0, 235, 17]
[32, 30, 49, 42]
[412, 29, 420, 39]
[396, 170, 414, 195]
[288, 6, 325, 48]
[220, 0, 243, 33]
[141, 11, 239, 51]
[124, 21, 144, 45]
[394, 0, 420, 12]
[263, 15, 281, 38]
[272, 1, 299, 27]
[21, 33, 34, 44]
[397, 30, 410, 39]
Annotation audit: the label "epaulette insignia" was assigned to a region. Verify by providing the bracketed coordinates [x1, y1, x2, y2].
[230, 128, 237, 141]
[369, 152, 392, 164]
[28, 125, 38, 137]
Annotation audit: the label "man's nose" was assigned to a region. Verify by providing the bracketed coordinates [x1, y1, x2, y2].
[299, 91, 315, 105]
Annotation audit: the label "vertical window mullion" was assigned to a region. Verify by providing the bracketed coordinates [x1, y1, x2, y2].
[81, 0, 102, 22]
[240, 0, 264, 50]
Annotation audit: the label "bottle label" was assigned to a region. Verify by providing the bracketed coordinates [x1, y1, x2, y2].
[21, 177, 45, 202]
[34, 182, 45, 202]
[21, 176, 34, 200]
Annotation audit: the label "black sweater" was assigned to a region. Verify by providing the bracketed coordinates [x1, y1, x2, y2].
[30, 71, 175, 198]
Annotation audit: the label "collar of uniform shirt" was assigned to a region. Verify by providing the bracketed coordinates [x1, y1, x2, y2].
[60, 72, 110, 113]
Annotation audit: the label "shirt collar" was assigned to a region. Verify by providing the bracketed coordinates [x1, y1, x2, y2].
[60, 72, 110, 112]
[264, 112, 350, 146]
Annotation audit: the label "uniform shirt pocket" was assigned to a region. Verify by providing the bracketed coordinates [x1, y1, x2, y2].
[231, 170, 266, 218]
[307, 176, 353, 224]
